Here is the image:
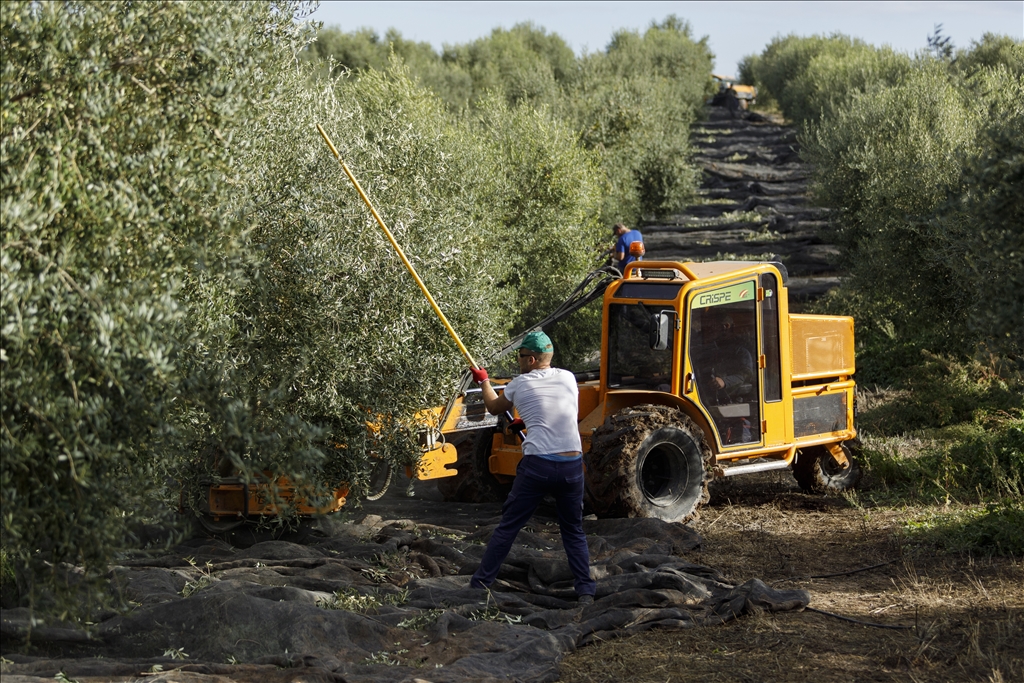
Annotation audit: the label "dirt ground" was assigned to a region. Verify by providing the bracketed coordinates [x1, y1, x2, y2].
[558, 472, 1024, 683]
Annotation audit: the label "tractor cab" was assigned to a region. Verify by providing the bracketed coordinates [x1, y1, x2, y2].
[598, 260, 786, 454]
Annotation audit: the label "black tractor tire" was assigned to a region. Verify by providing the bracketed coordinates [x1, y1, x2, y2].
[585, 404, 713, 523]
[792, 443, 861, 493]
[436, 429, 512, 503]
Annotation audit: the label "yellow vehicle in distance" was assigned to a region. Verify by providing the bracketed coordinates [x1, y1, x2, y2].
[710, 74, 757, 109]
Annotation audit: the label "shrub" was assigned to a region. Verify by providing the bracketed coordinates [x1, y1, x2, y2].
[859, 354, 1024, 434]
[934, 68, 1024, 359]
[860, 376, 1023, 503]
[750, 33, 1022, 375]
[956, 33, 1024, 78]
[441, 23, 578, 111]
[305, 16, 711, 228]
[567, 16, 711, 224]
[805, 64, 983, 368]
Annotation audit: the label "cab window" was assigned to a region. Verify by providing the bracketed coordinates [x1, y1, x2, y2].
[761, 273, 782, 402]
[607, 302, 676, 391]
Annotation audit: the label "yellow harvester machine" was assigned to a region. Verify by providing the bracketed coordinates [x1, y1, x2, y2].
[200, 128, 857, 528]
[433, 259, 858, 522]
[202, 259, 858, 527]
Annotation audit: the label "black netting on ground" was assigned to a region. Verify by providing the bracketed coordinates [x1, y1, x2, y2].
[1, 504, 809, 683]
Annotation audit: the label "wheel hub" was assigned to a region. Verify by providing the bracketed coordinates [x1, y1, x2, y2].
[637, 441, 689, 507]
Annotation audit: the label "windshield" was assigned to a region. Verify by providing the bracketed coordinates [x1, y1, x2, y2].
[607, 303, 676, 390]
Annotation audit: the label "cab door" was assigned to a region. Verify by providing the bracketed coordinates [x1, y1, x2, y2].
[759, 272, 786, 447]
[684, 279, 763, 450]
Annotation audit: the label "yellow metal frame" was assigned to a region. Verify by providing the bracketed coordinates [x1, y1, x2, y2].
[489, 432, 523, 477]
[407, 443, 459, 480]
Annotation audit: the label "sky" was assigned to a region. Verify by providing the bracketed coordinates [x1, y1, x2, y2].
[308, 1, 1024, 76]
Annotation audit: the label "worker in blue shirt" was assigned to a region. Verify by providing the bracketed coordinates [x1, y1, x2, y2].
[613, 223, 644, 272]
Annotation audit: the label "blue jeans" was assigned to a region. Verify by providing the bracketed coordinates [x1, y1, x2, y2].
[471, 454, 596, 597]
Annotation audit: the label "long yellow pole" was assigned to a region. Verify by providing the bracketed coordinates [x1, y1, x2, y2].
[316, 124, 480, 370]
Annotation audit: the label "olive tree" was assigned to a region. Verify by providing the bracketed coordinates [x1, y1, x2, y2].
[741, 33, 912, 127]
[799, 41, 1023, 378]
[804, 64, 983, 377]
[1, 0, 313, 610]
[566, 16, 712, 225]
[304, 16, 712, 228]
[212, 59, 605, 493]
[934, 69, 1024, 359]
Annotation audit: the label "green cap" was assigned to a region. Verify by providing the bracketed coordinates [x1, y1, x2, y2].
[519, 330, 553, 354]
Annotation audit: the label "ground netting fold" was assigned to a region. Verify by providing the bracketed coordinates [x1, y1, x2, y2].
[1, 507, 810, 683]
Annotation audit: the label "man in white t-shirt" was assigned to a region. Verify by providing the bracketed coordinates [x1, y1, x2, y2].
[467, 330, 596, 604]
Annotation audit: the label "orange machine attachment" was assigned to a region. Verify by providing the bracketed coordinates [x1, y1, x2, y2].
[206, 473, 348, 525]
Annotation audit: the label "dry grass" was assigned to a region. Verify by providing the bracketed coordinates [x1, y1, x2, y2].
[558, 474, 1024, 683]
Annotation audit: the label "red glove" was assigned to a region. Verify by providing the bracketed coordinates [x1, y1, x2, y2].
[470, 367, 488, 383]
[508, 418, 526, 433]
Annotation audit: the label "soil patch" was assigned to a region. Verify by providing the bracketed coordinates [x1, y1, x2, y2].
[558, 472, 1024, 683]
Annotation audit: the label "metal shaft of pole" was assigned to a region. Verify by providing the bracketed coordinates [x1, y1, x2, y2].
[316, 124, 480, 369]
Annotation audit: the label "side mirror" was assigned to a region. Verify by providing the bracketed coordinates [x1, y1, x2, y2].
[650, 313, 671, 351]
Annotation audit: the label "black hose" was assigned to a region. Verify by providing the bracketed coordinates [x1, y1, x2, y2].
[436, 266, 621, 430]
[489, 265, 622, 363]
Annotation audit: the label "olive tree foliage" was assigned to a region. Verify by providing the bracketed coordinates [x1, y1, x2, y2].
[738, 33, 913, 127]
[932, 70, 1024, 359]
[1, 0, 313, 608]
[1, 0, 606, 614]
[217, 65, 497, 491]
[302, 27, 472, 106]
[469, 96, 605, 364]
[301, 23, 577, 114]
[566, 16, 712, 224]
[303, 15, 712, 227]
[221, 59, 605, 488]
[440, 23, 578, 111]
[955, 33, 1024, 78]
[755, 34, 1024, 379]
[804, 65, 984, 378]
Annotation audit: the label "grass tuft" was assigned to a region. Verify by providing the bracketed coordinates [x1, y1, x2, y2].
[902, 501, 1024, 557]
